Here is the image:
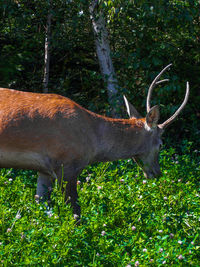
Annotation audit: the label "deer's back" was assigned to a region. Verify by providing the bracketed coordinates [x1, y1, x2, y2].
[0, 88, 96, 169]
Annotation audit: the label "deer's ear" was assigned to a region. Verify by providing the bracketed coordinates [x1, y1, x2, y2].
[146, 105, 160, 128]
[123, 95, 141, 119]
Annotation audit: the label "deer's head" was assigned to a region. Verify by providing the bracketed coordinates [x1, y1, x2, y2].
[124, 64, 189, 178]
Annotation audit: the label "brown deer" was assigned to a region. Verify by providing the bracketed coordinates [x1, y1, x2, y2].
[0, 64, 189, 217]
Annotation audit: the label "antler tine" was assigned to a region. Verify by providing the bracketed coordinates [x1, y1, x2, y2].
[156, 79, 169, 85]
[159, 82, 189, 129]
[146, 64, 172, 113]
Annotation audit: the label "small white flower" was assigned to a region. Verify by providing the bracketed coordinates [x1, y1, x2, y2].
[178, 254, 183, 260]
[0, 242, 2, 245]
[86, 176, 90, 182]
[77, 180, 81, 185]
[142, 180, 147, 184]
[96, 252, 100, 256]
[120, 179, 125, 182]
[135, 261, 139, 266]
[162, 260, 166, 264]
[101, 231, 106, 236]
[9, 178, 13, 182]
[46, 210, 53, 217]
[16, 214, 21, 219]
[97, 186, 102, 190]
[191, 241, 194, 245]
[158, 230, 163, 233]
[74, 214, 79, 220]
[159, 248, 163, 253]
[178, 240, 183, 244]
[21, 233, 25, 240]
[164, 196, 167, 200]
[7, 228, 12, 233]
[131, 226, 136, 231]
[103, 224, 107, 227]
[143, 248, 147, 252]
[178, 179, 182, 182]
[150, 259, 154, 262]
[126, 265, 131, 267]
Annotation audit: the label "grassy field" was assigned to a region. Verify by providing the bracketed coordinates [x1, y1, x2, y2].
[0, 142, 199, 266]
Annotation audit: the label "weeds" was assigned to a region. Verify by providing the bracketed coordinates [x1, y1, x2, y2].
[0, 144, 199, 266]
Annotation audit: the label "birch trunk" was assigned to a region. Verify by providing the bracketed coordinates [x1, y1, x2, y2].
[89, 1, 122, 117]
[43, 10, 52, 93]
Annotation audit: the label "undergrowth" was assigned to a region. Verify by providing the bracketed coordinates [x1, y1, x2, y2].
[0, 142, 199, 266]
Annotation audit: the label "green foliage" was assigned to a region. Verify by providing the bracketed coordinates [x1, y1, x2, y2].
[101, 0, 199, 145]
[0, 143, 199, 266]
[0, 0, 199, 145]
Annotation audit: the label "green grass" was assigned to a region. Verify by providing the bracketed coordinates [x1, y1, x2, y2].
[0, 143, 199, 266]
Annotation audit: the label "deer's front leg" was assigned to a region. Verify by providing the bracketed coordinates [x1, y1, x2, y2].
[65, 176, 81, 218]
[57, 166, 81, 218]
[36, 172, 53, 200]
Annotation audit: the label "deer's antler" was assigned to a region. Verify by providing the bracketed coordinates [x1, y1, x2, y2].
[146, 64, 172, 113]
[159, 81, 189, 129]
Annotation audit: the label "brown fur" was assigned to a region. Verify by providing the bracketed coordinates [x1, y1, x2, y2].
[0, 88, 161, 217]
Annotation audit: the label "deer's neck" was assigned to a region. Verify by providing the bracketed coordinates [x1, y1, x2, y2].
[93, 116, 147, 163]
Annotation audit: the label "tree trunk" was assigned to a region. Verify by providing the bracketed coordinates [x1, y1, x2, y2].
[89, 0, 122, 117]
[43, 10, 52, 93]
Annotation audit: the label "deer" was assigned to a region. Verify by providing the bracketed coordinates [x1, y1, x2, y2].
[0, 64, 189, 217]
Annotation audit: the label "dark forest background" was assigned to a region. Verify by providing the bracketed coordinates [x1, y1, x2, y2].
[0, 0, 199, 148]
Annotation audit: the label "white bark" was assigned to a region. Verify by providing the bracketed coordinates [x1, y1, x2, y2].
[43, 11, 52, 93]
[90, 1, 121, 116]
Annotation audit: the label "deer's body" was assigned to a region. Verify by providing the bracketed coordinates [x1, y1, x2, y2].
[0, 88, 152, 216]
[0, 65, 189, 218]
[0, 88, 147, 170]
